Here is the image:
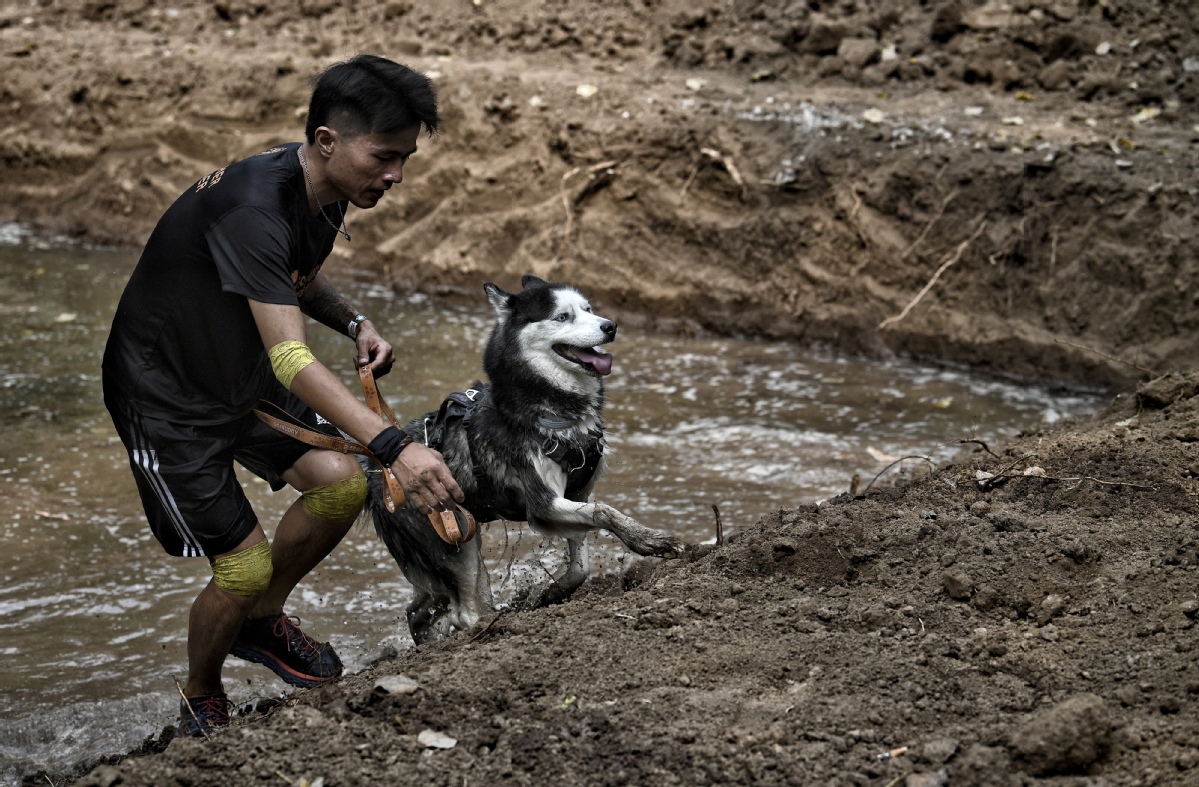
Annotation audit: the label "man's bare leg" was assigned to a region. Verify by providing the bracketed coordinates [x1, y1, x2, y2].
[183, 450, 361, 698]
[183, 527, 266, 698]
[248, 450, 361, 618]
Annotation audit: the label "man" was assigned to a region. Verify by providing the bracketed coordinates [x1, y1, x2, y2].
[102, 55, 463, 737]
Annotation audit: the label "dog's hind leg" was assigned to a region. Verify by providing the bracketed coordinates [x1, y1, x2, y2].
[530, 534, 590, 607]
[593, 503, 683, 557]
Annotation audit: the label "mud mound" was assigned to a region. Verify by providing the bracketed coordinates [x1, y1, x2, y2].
[57, 374, 1199, 786]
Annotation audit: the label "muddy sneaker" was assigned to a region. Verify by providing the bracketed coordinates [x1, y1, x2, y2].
[229, 613, 343, 688]
[178, 692, 231, 737]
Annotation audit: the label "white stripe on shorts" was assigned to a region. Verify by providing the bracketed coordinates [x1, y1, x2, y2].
[129, 419, 206, 558]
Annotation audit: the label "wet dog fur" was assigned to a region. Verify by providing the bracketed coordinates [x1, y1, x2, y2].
[363, 275, 681, 644]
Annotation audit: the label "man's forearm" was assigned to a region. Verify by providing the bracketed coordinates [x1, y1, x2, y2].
[300, 275, 361, 338]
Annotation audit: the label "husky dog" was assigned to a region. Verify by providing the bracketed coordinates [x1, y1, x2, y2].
[364, 274, 681, 644]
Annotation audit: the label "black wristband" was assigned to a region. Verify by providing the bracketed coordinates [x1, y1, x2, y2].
[367, 426, 414, 467]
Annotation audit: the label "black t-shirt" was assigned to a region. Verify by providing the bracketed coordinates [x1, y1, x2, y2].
[102, 143, 341, 425]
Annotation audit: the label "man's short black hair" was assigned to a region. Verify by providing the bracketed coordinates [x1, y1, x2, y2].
[306, 54, 439, 143]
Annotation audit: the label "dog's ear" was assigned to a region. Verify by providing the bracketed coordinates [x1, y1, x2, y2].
[520, 274, 548, 290]
[483, 282, 511, 318]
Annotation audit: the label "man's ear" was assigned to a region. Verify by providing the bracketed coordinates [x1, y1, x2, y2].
[313, 126, 339, 158]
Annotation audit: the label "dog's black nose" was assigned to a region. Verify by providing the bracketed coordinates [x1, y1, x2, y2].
[601, 320, 617, 339]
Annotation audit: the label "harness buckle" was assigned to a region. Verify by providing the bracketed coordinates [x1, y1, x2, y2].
[464, 388, 481, 402]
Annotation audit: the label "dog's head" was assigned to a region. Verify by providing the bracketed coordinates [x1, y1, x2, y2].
[483, 274, 616, 389]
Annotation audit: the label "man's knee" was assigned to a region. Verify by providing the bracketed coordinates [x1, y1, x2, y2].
[212, 539, 273, 596]
[301, 469, 367, 523]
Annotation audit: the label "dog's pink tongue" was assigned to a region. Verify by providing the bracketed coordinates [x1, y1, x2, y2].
[575, 348, 614, 375]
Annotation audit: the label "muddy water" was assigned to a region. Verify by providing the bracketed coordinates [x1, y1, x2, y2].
[0, 225, 1104, 783]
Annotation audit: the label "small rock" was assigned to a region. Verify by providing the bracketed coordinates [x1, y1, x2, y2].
[1137, 373, 1199, 408]
[1009, 693, 1111, 775]
[374, 675, 421, 695]
[772, 538, 798, 556]
[1177, 749, 1199, 770]
[417, 729, 458, 749]
[920, 737, 960, 764]
[905, 771, 948, 787]
[943, 569, 974, 601]
[802, 13, 847, 55]
[837, 37, 879, 69]
[1115, 685, 1140, 707]
[931, 2, 962, 42]
[1038, 594, 1067, 624]
[988, 511, 1025, 531]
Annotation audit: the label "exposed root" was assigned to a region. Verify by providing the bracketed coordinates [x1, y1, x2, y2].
[879, 217, 987, 330]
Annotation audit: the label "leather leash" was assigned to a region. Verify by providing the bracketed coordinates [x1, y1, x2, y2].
[253, 365, 476, 545]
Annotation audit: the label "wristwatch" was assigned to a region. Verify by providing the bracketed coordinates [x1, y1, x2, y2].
[347, 313, 369, 340]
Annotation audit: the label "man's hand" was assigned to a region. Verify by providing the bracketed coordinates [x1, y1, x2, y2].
[354, 321, 396, 377]
[389, 443, 464, 514]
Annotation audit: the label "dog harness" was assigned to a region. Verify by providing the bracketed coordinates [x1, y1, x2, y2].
[425, 386, 606, 522]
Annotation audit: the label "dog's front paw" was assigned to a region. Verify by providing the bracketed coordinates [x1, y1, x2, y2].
[594, 503, 684, 558]
[641, 532, 685, 559]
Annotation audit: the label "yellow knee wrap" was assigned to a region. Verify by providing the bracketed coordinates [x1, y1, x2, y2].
[212, 539, 273, 596]
[268, 340, 316, 389]
[302, 470, 367, 522]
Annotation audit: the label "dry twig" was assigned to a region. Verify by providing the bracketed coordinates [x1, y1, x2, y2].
[862, 455, 936, 494]
[1054, 338, 1159, 377]
[711, 504, 724, 546]
[953, 438, 1001, 459]
[174, 677, 212, 742]
[879, 217, 987, 330]
[986, 472, 1155, 492]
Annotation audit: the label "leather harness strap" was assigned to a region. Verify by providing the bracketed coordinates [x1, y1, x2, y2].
[252, 365, 476, 545]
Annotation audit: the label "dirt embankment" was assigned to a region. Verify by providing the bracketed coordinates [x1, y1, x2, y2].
[3, 0, 1199, 387]
[6, 1, 1199, 785]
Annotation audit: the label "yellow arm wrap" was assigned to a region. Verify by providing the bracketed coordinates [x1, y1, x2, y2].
[302, 470, 367, 523]
[268, 340, 316, 389]
[211, 539, 273, 597]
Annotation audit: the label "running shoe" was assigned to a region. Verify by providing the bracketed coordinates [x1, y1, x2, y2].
[178, 692, 231, 737]
[229, 613, 343, 688]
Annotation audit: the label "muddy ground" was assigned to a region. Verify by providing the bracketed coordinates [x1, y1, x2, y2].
[4, 0, 1199, 784]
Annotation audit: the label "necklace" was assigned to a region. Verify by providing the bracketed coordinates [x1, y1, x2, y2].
[298, 147, 351, 242]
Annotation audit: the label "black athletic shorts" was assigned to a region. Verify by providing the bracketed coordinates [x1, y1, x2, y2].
[106, 382, 341, 558]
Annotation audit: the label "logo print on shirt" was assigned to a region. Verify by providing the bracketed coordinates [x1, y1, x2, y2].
[194, 168, 226, 191]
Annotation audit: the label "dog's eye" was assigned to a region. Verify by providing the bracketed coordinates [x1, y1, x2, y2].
[554, 313, 569, 322]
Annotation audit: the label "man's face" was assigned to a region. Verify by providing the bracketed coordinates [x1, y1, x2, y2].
[322, 124, 421, 210]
